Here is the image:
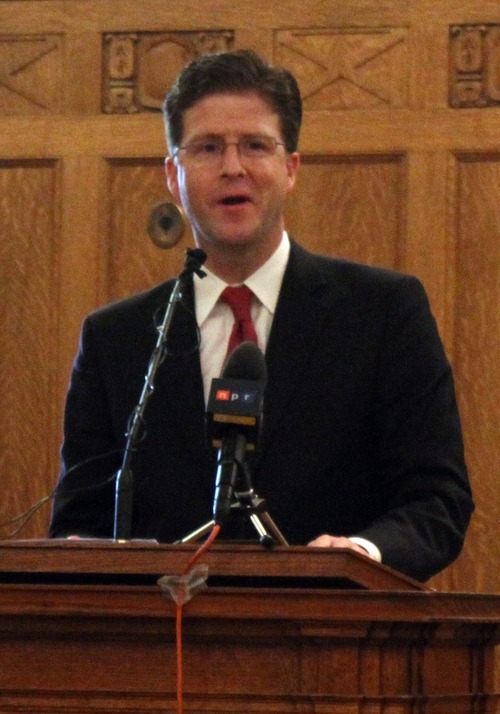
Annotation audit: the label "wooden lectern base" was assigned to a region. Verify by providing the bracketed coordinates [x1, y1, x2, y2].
[0, 540, 498, 713]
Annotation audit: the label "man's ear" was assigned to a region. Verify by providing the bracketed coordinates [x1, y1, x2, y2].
[286, 151, 300, 193]
[164, 157, 181, 202]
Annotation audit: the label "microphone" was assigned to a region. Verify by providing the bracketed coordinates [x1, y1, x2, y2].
[207, 342, 267, 525]
[147, 201, 184, 249]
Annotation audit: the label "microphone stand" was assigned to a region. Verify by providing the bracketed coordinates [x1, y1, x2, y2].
[177, 454, 289, 549]
[113, 248, 207, 541]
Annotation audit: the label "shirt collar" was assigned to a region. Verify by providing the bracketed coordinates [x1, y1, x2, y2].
[194, 232, 290, 326]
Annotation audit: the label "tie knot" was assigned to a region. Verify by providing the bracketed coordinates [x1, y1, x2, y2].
[221, 285, 254, 321]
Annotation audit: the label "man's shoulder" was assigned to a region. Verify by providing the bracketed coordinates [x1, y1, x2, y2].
[85, 280, 176, 329]
[289, 240, 423, 293]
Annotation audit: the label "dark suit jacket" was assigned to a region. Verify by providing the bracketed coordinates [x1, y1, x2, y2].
[49, 241, 474, 581]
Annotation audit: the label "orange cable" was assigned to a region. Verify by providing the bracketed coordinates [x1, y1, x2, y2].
[176, 602, 183, 714]
[176, 523, 221, 714]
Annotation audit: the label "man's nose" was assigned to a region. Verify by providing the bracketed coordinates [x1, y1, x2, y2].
[220, 143, 245, 174]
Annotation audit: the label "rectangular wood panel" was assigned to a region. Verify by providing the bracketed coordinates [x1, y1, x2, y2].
[287, 155, 404, 268]
[106, 159, 190, 302]
[0, 160, 60, 538]
[450, 155, 500, 593]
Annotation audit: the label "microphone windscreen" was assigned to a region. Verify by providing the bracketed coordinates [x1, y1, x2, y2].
[222, 341, 267, 383]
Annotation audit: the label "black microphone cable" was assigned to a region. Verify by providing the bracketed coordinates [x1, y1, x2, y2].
[0, 448, 124, 540]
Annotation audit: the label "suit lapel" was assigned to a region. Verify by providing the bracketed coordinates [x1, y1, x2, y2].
[260, 241, 347, 454]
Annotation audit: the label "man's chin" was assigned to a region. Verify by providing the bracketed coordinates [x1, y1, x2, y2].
[199, 229, 262, 252]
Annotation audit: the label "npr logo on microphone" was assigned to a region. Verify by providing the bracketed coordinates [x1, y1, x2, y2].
[207, 377, 264, 419]
[207, 376, 264, 449]
[215, 389, 256, 403]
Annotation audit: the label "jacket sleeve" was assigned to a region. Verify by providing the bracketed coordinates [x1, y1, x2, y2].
[355, 275, 474, 580]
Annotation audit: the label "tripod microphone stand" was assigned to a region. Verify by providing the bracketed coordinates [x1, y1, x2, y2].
[177, 451, 288, 549]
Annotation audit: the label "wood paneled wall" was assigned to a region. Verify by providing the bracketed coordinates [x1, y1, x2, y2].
[0, 1, 498, 594]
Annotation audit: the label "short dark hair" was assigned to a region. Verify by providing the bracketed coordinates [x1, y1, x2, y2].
[163, 49, 302, 154]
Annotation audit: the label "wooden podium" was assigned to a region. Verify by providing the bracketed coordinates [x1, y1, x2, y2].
[0, 539, 498, 713]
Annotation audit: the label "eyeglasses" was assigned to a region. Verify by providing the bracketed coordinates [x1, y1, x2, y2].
[173, 135, 286, 164]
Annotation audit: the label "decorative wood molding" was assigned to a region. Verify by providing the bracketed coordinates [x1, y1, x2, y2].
[102, 31, 234, 114]
[275, 28, 407, 110]
[0, 35, 62, 115]
[450, 25, 500, 108]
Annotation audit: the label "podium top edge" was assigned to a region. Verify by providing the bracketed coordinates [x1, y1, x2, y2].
[0, 539, 426, 591]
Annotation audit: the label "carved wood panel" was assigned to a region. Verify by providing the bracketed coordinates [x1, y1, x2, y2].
[102, 32, 234, 114]
[0, 35, 62, 114]
[450, 25, 500, 108]
[275, 28, 408, 110]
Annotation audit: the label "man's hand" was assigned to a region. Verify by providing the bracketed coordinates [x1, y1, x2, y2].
[307, 534, 377, 560]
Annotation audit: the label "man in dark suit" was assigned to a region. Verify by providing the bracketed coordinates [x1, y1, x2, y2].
[49, 50, 473, 582]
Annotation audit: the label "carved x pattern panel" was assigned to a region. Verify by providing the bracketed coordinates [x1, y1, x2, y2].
[0, 36, 62, 115]
[275, 28, 407, 110]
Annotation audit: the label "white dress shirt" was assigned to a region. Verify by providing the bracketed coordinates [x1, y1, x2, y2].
[194, 232, 290, 404]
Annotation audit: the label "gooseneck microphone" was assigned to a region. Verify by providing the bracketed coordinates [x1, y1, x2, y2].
[113, 247, 207, 541]
[207, 342, 267, 525]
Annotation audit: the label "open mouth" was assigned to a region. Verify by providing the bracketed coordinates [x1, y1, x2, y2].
[220, 195, 250, 206]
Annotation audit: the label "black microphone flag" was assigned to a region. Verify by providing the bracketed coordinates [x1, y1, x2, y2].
[207, 341, 266, 450]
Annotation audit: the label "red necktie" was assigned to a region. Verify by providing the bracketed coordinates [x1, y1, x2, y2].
[221, 285, 258, 356]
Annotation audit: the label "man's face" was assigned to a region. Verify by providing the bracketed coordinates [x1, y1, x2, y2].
[165, 91, 299, 258]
